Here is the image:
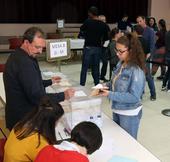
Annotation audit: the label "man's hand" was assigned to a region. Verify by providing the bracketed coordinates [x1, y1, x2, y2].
[64, 88, 75, 100]
[51, 76, 61, 84]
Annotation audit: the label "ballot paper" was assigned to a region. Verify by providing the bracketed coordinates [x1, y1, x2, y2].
[92, 83, 104, 89]
[74, 90, 87, 97]
[42, 71, 66, 79]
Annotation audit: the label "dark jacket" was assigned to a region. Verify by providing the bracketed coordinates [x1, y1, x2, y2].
[108, 40, 119, 65]
[3, 48, 65, 130]
[79, 18, 109, 47]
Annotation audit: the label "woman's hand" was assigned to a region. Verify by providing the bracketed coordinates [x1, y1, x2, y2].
[99, 89, 110, 97]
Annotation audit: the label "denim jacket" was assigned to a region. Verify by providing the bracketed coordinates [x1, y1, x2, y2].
[107, 62, 145, 110]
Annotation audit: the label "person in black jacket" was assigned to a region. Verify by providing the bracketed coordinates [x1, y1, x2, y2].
[79, 6, 109, 86]
[98, 15, 110, 82]
[3, 27, 75, 130]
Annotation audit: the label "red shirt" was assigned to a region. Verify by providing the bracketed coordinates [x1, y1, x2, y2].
[34, 145, 89, 162]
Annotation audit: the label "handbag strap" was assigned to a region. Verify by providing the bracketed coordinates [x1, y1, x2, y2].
[0, 128, 7, 139]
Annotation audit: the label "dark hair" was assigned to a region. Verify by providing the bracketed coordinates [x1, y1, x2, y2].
[133, 25, 144, 35]
[23, 26, 45, 43]
[71, 121, 102, 154]
[117, 33, 145, 70]
[110, 28, 119, 39]
[137, 15, 146, 21]
[14, 96, 64, 146]
[158, 19, 167, 32]
[148, 17, 157, 26]
[88, 6, 98, 16]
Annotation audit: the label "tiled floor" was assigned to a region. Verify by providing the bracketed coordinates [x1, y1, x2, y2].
[1, 55, 170, 162]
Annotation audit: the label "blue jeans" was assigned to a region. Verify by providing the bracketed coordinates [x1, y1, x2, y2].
[80, 47, 102, 86]
[113, 110, 142, 139]
[146, 63, 156, 97]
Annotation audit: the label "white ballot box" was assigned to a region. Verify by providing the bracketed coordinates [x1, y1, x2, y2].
[62, 96, 102, 131]
[49, 85, 103, 131]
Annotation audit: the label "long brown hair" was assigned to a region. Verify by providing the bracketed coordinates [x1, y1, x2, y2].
[117, 33, 145, 70]
[14, 96, 64, 147]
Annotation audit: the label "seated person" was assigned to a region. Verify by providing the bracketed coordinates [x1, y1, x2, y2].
[34, 121, 103, 162]
[3, 96, 64, 162]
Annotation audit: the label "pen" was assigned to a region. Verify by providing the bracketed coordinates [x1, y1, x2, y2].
[58, 131, 63, 140]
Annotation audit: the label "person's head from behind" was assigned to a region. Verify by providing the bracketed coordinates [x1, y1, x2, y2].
[158, 19, 167, 31]
[115, 33, 145, 70]
[122, 14, 128, 21]
[133, 25, 144, 36]
[71, 121, 103, 155]
[22, 26, 46, 57]
[136, 16, 146, 28]
[98, 15, 106, 23]
[88, 6, 98, 19]
[110, 28, 122, 41]
[14, 95, 64, 145]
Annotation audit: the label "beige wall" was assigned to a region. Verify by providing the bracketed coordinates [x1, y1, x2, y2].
[0, 24, 56, 36]
[150, 0, 170, 29]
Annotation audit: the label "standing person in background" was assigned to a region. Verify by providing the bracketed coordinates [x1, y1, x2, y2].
[107, 28, 122, 80]
[101, 33, 145, 139]
[148, 17, 158, 32]
[80, 6, 109, 86]
[3, 26, 75, 130]
[118, 14, 132, 32]
[152, 19, 167, 80]
[4, 96, 64, 162]
[162, 31, 170, 91]
[137, 16, 157, 101]
[34, 121, 103, 162]
[133, 25, 150, 58]
[98, 15, 110, 82]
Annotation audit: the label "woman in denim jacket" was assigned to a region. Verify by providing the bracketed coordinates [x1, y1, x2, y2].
[101, 33, 145, 139]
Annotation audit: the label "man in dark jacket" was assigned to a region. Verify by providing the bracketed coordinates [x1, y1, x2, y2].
[79, 6, 109, 86]
[3, 27, 75, 130]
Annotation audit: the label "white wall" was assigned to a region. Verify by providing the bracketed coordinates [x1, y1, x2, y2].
[151, 0, 170, 29]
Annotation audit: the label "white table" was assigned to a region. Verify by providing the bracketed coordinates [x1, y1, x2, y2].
[69, 39, 109, 50]
[89, 113, 160, 162]
[0, 73, 5, 105]
[70, 38, 85, 50]
[0, 71, 161, 162]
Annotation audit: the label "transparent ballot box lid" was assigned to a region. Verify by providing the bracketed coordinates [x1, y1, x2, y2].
[60, 87, 103, 131]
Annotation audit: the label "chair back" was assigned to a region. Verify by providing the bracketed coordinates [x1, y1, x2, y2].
[0, 128, 7, 162]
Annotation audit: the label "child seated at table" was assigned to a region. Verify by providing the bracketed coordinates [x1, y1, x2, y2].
[34, 121, 103, 162]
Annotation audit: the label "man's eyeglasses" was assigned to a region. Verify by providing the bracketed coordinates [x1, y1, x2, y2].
[114, 47, 128, 54]
[30, 43, 44, 50]
[34, 45, 44, 50]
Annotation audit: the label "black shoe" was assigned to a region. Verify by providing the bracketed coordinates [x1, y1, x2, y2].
[150, 95, 156, 101]
[161, 86, 167, 91]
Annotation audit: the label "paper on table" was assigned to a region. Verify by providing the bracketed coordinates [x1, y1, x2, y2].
[74, 90, 87, 97]
[42, 71, 55, 77]
[108, 156, 138, 162]
[92, 84, 103, 89]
